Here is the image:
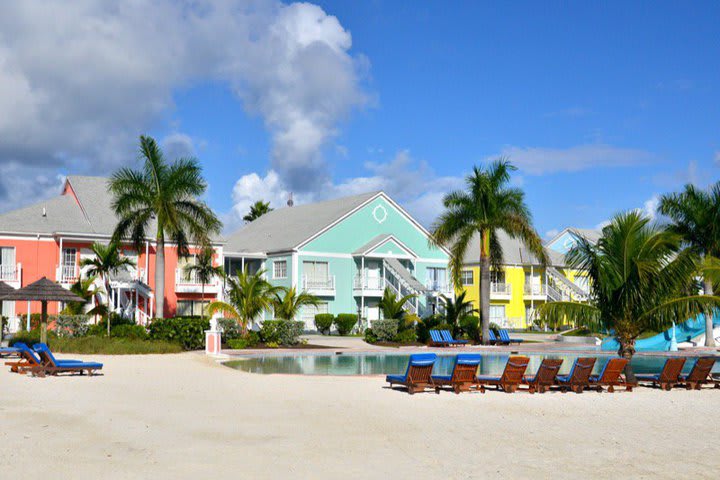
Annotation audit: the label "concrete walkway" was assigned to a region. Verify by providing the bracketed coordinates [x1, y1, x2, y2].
[300, 334, 385, 350]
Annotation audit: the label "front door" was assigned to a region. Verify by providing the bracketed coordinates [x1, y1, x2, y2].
[365, 260, 381, 289]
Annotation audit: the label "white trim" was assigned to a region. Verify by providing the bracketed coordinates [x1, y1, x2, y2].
[291, 252, 298, 288]
[354, 234, 418, 258]
[298, 251, 352, 259]
[0, 233, 55, 241]
[272, 259, 288, 280]
[223, 251, 267, 259]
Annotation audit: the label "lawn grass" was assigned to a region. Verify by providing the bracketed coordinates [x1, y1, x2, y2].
[49, 336, 184, 354]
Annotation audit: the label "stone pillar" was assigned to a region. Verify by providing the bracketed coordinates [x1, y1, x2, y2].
[205, 317, 221, 355]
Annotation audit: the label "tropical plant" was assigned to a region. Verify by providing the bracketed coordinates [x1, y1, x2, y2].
[378, 287, 416, 320]
[62, 276, 107, 319]
[536, 211, 720, 381]
[271, 287, 320, 321]
[81, 242, 136, 336]
[440, 291, 476, 332]
[182, 246, 224, 321]
[243, 200, 273, 223]
[659, 182, 720, 346]
[110, 135, 222, 318]
[206, 270, 279, 334]
[431, 159, 546, 344]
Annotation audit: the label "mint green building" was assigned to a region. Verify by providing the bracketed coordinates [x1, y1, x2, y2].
[223, 191, 451, 330]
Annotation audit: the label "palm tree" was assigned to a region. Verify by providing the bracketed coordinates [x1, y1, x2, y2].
[440, 290, 476, 332]
[62, 276, 107, 319]
[659, 182, 720, 346]
[431, 159, 546, 344]
[272, 287, 320, 321]
[536, 211, 720, 381]
[110, 135, 222, 318]
[243, 200, 273, 223]
[378, 287, 416, 320]
[207, 270, 278, 334]
[182, 246, 224, 322]
[81, 242, 136, 336]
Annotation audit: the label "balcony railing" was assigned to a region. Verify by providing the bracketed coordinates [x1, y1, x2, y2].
[0, 263, 20, 283]
[425, 280, 453, 294]
[490, 282, 511, 296]
[175, 268, 220, 293]
[524, 284, 547, 296]
[302, 275, 335, 293]
[57, 265, 79, 284]
[353, 275, 385, 290]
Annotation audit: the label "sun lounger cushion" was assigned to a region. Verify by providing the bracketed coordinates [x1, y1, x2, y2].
[429, 330, 445, 344]
[33, 343, 103, 369]
[386, 353, 436, 383]
[440, 330, 468, 344]
[487, 330, 498, 343]
[499, 329, 523, 344]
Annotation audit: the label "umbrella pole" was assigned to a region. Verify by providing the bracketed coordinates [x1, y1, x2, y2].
[41, 300, 48, 344]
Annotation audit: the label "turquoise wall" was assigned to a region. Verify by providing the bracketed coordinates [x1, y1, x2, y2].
[302, 196, 447, 260]
[297, 255, 358, 316]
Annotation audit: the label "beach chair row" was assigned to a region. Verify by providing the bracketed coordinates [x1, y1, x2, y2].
[428, 328, 522, 347]
[386, 354, 719, 394]
[4, 342, 103, 377]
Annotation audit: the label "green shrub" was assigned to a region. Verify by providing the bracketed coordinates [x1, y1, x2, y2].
[259, 320, 304, 345]
[148, 317, 209, 350]
[371, 319, 398, 342]
[55, 315, 91, 337]
[217, 318, 243, 340]
[19, 313, 51, 332]
[393, 329, 417, 343]
[111, 324, 148, 340]
[364, 328, 378, 343]
[489, 322, 501, 334]
[415, 314, 444, 343]
[334, 314, 358, 336]
[8, 329, 47, 346]
[49, 336, 181, 354]
[314, 313, 335, 335]
[227, 331, 260, 349]
[458, 315, 480, 341]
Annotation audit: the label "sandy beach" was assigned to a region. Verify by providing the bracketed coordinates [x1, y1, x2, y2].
[1, 352, 718, 479]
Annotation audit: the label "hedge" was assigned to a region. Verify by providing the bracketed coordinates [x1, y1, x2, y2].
[147, 317, 209, 350]
[370, 319, 398, 342]
[314, 314, 334, 335]
[334, 314, 358, 336]
[260, 320, 304, 345]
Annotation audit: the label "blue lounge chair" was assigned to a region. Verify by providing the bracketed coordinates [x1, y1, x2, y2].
[498, 329, 523, 344]
[5, 342, 44, 373]
[31, 343, 103, 377]
[475, 356, 530, 393]
[386, 353, 437, 394]
[0, 346, 21, 358]
[429, 329, 448, 347]
[486, 330, 498, 345]
[556, 357, 597, 393]
[440, 330, 469, 346]
[431, 354, 482, 393]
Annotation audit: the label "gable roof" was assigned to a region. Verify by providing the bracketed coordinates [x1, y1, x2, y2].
[546, 227, 601, 250]
[224, 191, 381, 254]
[462, 230, 567, 267]
[352, 234, 416, 257]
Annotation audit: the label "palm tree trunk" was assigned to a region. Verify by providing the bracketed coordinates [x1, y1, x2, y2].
[703, 280, 715, 347]
[104, 274, 111, 337]
[617, 337, 637, 384]
[480, 231, 491, 345]
[155, 236, 165, 319]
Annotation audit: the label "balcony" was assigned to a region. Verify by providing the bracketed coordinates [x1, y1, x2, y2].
[490, 282, 512, 300]
[56, 265, 79, 285]
[353, 275, 385, 296]
[425, 280, 453, 295]
[523, 284, 547, 300]
[301, 275, 336, 296]
[175, 269, 221, 294]
[0, 263, 21, 288]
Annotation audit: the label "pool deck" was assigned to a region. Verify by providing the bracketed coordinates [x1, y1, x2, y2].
[221, 335, 720, 358]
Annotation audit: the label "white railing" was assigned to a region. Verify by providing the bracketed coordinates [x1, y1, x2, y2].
[492, 316, 524, 328]
[302, 275, 335, 291]
[354, 275, 385, 290]
[136, 308, 151, 326]
[425, 280, 453, 294]
[490, 282, 512, 295]
[175, 268, 218, 286]
[0, 263, 19, 282]
[57, 265, 79, 284]
[524, 284, 547, 296]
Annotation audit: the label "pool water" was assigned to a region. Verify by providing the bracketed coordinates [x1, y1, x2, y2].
[223, 352, 720, 376]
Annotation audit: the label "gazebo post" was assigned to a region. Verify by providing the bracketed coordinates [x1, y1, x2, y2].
[41, 300, 48, 344]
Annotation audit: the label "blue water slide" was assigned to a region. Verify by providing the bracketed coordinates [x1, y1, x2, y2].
[601, 314, 720, 352]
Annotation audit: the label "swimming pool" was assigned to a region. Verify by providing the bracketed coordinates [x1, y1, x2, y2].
[223, 351, 720, 376]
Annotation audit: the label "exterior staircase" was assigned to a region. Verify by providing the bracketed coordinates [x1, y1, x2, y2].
[382, 259, 423, 316]
[546, 266, 588, 302]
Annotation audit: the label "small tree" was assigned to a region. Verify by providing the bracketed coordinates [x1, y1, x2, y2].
[378, 287, 416, 320]
[272, 287, 320, 321]
[440, 291, 476, 333]
[182, 246, 224, 322]
[81, 242, 136, 336]
[62, 276, 107, 320]
[207, 270, 278, 334]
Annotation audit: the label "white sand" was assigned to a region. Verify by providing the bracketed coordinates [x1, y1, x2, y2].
[1, 352, 718, 479]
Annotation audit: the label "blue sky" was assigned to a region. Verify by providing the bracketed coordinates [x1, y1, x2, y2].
[1, 1, 718, 236]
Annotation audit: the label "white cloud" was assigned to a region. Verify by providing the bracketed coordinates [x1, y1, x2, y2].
[545, 229, 559, 239]
[641, 194, 660, 221]
[0, 0, 367, 209]
[714, 151, 720, 166]
[161, 133, 196, 159]
[497, 144, 652, 175]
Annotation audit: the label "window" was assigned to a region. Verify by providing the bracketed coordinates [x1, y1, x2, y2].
[61, 248, 77, 281]
[0, 247, 16, 281]
[426, 267, 447, 289]
[490, 270, 505, 284]
[461, 269, 474, 286]
[303, 261, 329, 287]
[301, 302, 328, 326]
[489, 305, 505, 322]
[273, 260, 287, 279]
[177, 300, 209, 317]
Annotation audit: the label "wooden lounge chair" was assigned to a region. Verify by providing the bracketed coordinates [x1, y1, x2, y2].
[475, 356, 530, 393]
[523, 358, 563, 394]
[0, 346, 21, 358]
[440, 330, 469, 346]
[429, 330, 449, 347]
[635, 357, 686, 390]
[678, 357, 718, 390]
[498, 329, 523, 344]
[30, 343, 103, 377]
[556, 357, 597, 393]
[588, 358, 631, 392]
[4, 342, 44, 373]
[431, 354, 482, 394]
[386, 353, 437, 394]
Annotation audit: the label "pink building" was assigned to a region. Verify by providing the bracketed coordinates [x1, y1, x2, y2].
[0, 176, 223, 331]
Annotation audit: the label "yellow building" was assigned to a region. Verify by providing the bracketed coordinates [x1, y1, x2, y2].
[459, 229, 595, 329]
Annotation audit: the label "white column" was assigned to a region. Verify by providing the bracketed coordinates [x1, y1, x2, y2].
[26, 300, 30, 331]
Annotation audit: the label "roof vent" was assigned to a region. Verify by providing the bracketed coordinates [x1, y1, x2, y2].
[287, 193, 294, 207]
[42, 206, 47, 217]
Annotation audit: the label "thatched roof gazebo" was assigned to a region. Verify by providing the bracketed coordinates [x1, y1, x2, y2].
[0, 281, 15, 343]
[0, 277, 83, 343]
